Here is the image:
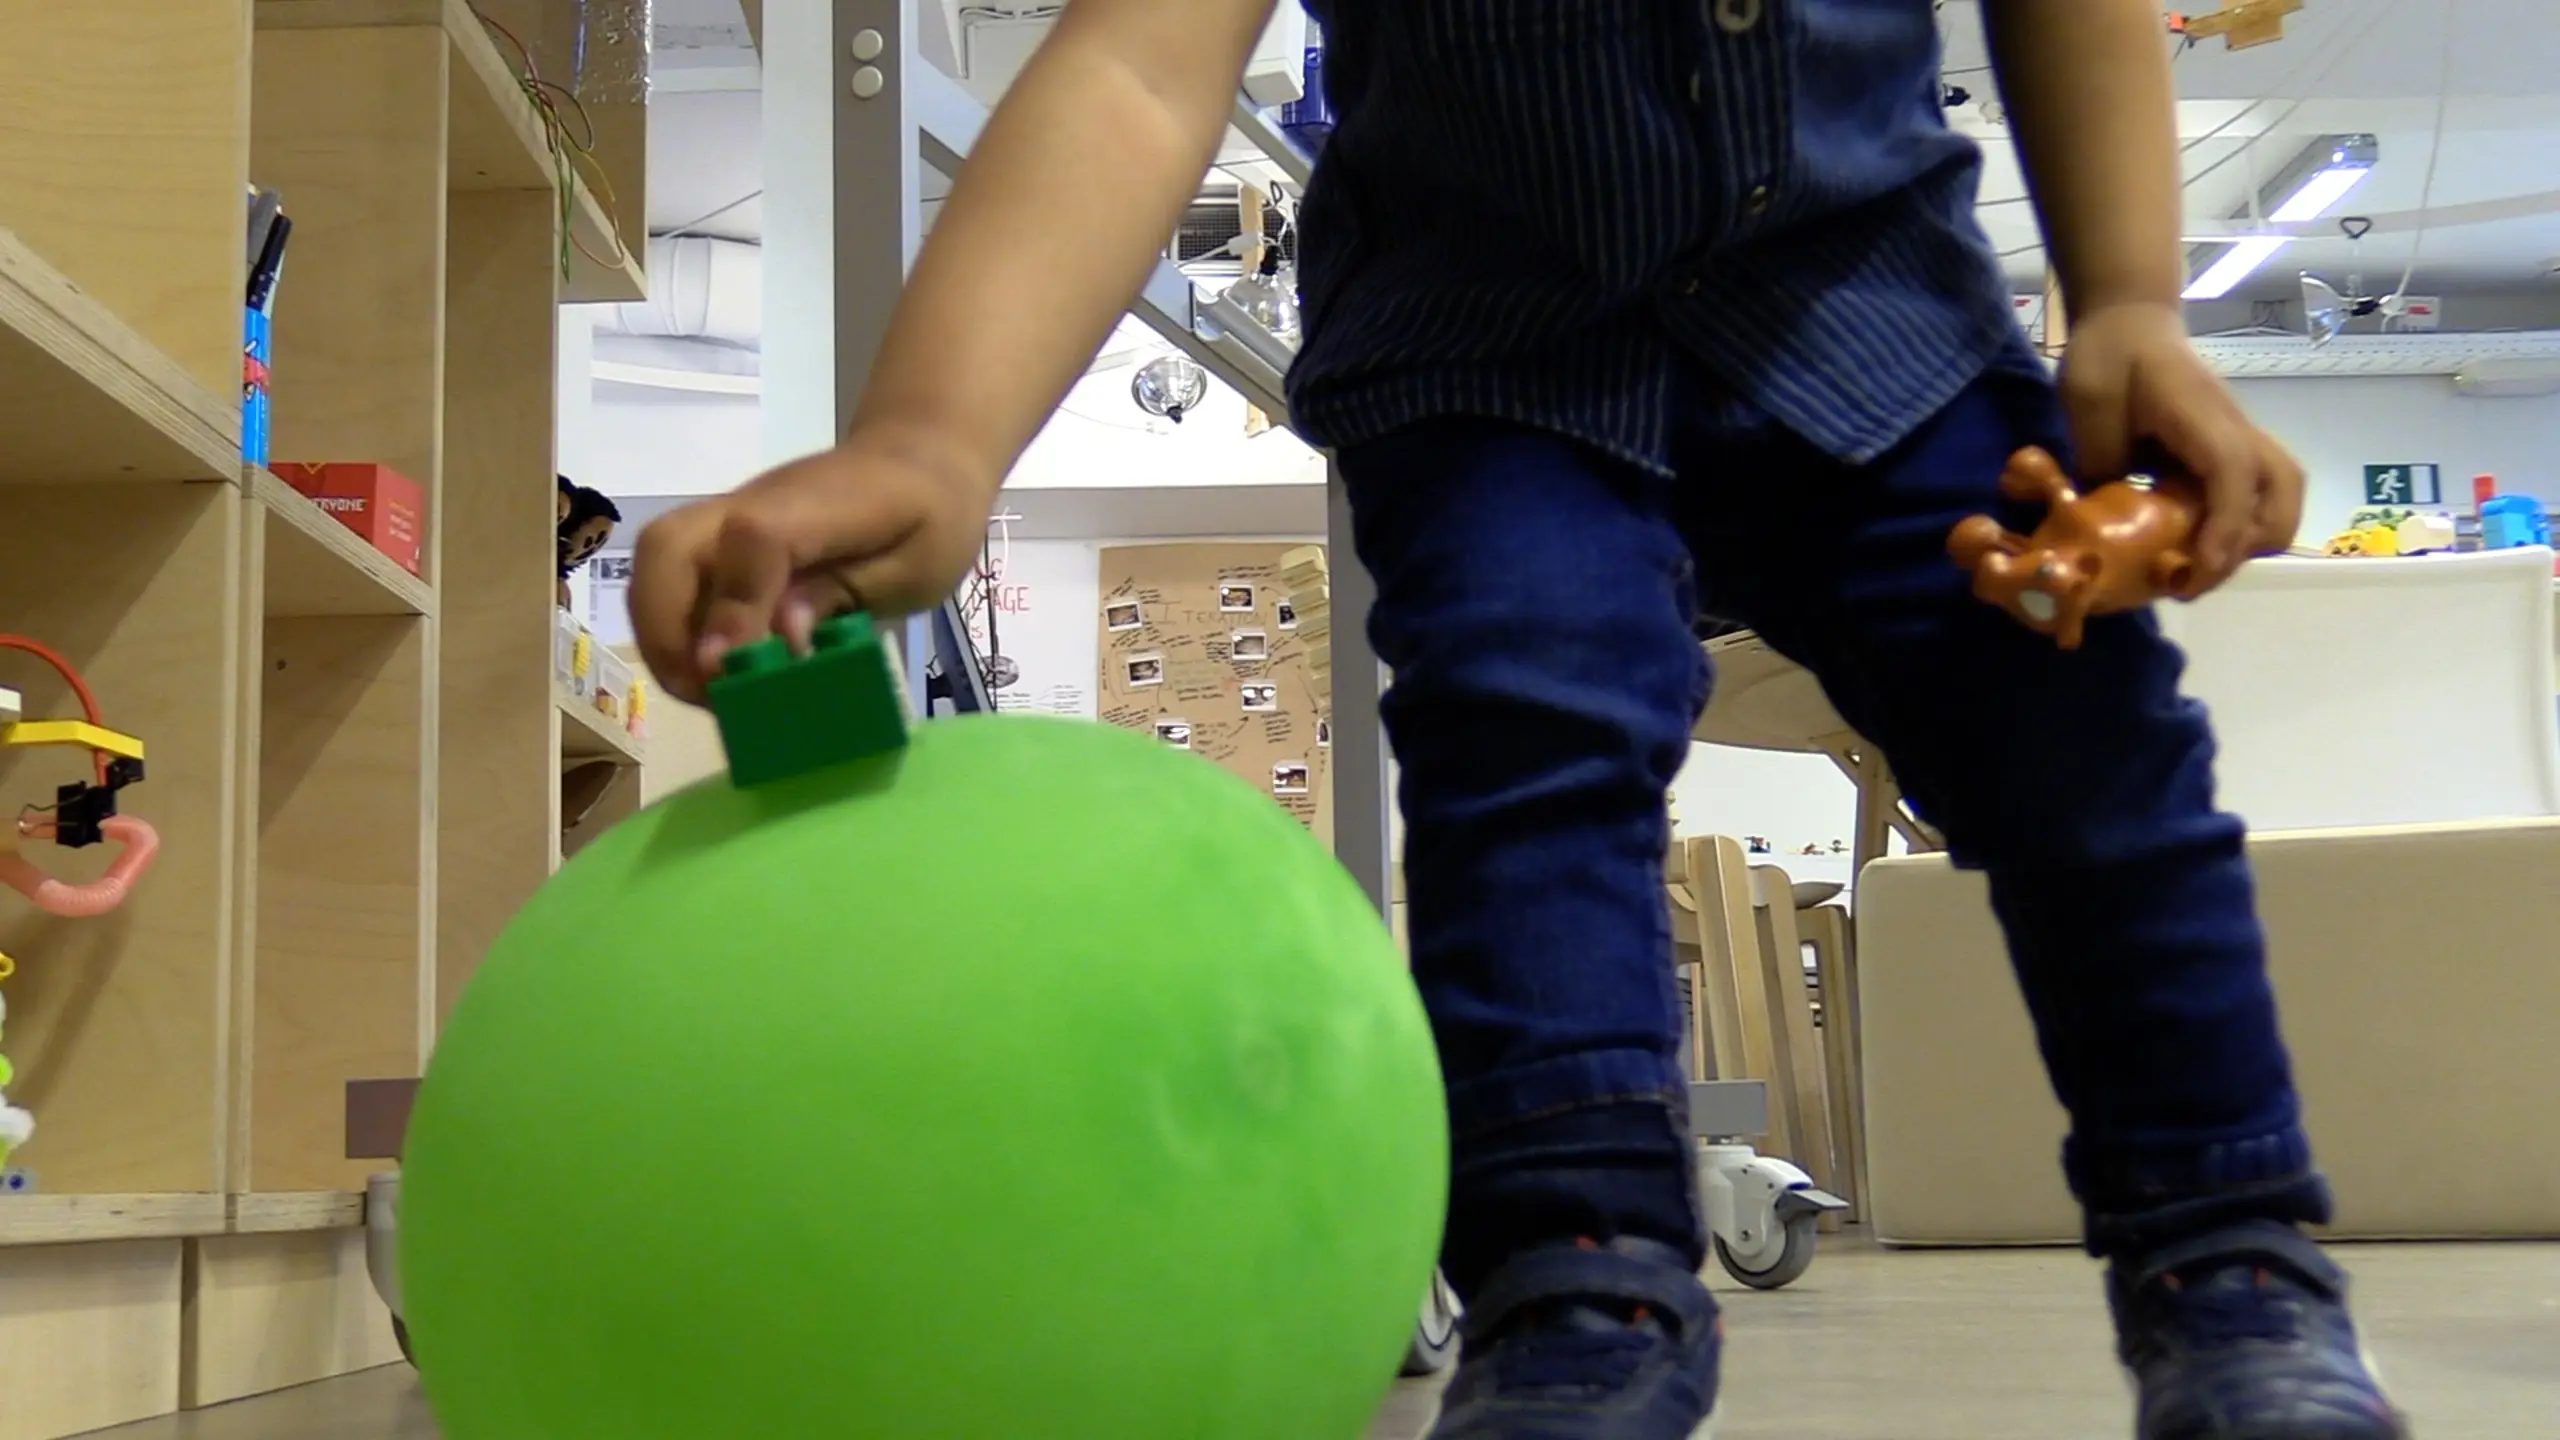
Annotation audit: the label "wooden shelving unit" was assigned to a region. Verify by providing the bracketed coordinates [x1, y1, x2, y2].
[0, 4, 648, 1436]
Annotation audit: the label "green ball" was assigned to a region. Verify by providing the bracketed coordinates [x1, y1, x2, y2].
[401, 714, 1446, 1439]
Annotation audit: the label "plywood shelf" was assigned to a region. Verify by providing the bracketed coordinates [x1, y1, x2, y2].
[558, 686, 643, 764]
[0, 228, 237, 486]
[0, 1191, 365, 1248]
[253, 0, 646, 303]
[228, 1189, 366, 1234]
[253, 470, 434, 618]
[0, 1194, 229, 1248]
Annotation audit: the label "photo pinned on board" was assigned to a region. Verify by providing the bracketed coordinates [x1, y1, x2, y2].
[1218, 582, 1257, 613]
[1231, 630, 1270, 662]
[1317, 717, 1331, 748]
[1240, 682, 1279, 712]
[1275, 599, 1298, 629]
[1126, 654, 1165, 688]
[1104, 599, 1144, 631]
[1155, 719, 1193, 749]
[1272, 761, 1311, 796]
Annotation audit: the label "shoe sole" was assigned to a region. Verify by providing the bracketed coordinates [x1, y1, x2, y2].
[2114, 1345, 2410, 1440]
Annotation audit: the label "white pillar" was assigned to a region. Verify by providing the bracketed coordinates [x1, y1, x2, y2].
[554, 305, 596, 481]
[762, 0, 931, 689]
[760, 0, 924, 466]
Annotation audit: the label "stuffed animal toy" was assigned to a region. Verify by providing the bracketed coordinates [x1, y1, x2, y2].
[1947, 446, 2204, 651]
[558, 476, 623, 610]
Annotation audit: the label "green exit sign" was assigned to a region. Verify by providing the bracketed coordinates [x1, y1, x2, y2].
[2364, 464, 2442, 505]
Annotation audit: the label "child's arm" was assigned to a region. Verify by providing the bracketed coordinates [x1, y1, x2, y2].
[1978, 0, 2185, 318]
[1980, 0, 2304, 588]
[858, 0, 1280, 488]
[631, 0, 1278, 701]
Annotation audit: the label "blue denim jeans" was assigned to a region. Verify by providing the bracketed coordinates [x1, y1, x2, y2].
[1336, 358, 2330, 1292]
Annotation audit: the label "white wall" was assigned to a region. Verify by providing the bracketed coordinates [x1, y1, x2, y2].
[587, 393, 764, 497]
[2232, 376, 2560, 538]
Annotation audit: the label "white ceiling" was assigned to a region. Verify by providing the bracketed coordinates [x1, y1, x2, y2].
[1946, 0, 2560, 296]
[635, 0, 2560, 304]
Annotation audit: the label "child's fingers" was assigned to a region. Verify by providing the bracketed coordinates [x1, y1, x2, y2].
[697, 508, 802, 672]
[629, 509, 721, 705]
[2152, 403, 2259, 589]
[2251, 436, 2307, 555]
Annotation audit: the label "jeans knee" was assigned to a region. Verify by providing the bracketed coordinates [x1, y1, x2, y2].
[1380, 601, 1702, 813]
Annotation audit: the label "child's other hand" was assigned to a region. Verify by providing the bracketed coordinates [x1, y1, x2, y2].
[2056, 301, 2305, 596]
[628, 424, 1001, 705]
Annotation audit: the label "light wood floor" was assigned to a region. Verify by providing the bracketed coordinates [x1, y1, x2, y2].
[90, 1237, 2560, 1439]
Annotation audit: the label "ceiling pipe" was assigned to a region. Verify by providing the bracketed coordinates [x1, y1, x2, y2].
[597, 235, 764, 347]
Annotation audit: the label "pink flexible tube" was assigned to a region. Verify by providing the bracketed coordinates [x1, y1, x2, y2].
[0, 816, 160, 917]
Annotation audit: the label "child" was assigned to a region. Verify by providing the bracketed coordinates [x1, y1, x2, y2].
[630, 2, 2403, 1435]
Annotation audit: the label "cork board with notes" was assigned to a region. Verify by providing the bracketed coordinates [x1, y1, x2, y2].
[1095, 543, 1331, 840]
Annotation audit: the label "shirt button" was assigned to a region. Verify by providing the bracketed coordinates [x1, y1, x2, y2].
[1713, 0, 1763, 34]
[1744, 183, 1772, 216]
[1675, 276, 1702, 297]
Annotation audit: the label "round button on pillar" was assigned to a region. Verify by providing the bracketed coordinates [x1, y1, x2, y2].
[851, 28, 886, 61]
[1714, 0, 1763, 34]
[852, 65, 886, 99]
[1744, 184, 1772, 215]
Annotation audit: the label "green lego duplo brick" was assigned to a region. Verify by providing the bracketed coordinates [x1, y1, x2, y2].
[708, 612, 911, 788]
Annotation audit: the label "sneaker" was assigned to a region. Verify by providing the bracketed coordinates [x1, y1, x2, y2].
[1427, 1236, 1721, 1440]
[2109, 1220, 2409, 1439]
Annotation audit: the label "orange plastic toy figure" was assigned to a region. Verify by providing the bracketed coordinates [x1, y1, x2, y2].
[1948, 446, 2204, 650]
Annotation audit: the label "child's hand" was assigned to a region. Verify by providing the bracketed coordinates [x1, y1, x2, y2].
[2056, 301, 2305, 597]
[628, 424, 1001, 705]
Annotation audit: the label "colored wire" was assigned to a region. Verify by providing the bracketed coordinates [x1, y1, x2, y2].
[469, 5, 635, 282]
[0, 635, 109, 786]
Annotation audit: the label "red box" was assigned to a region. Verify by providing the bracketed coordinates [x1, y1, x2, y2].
[271, 462, 426, 575]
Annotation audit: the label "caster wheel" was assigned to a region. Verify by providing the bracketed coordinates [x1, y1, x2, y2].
[1400, 1268, 1462, 1376]
[1715, 1211, 1819, 1291]
[393, 1316, 415, 1368]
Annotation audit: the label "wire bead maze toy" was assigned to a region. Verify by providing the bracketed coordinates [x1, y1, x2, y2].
[0, 633, 162, 1181]
[467, 4, 636, 283]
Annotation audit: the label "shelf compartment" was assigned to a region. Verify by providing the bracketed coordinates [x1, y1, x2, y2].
[254, 0, 646, 302]
[0, 1239, 186, 1440]
[0, 229, 236, 485]
[254, 469, 434, 618]
[558, 685, 643, 764]
[252, 614, 431, 1194]
[0, 484, 243, 1195]
[0, 1, 257, 404]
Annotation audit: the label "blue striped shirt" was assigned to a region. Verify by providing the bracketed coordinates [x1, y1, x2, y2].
[1285, 0, 2029, 472]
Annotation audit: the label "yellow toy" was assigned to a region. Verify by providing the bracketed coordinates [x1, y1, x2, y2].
[0, 983, 29, 1172]
[2324, 524, 2401, 557]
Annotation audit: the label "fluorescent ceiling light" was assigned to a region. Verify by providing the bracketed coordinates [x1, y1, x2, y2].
[2183, 237, 2293, 300]
[2181, 134, 2377, 301]
[2267, 159, 2373, 223]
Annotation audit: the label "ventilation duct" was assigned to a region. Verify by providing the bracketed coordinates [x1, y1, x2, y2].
[597, 235, 763, 347]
